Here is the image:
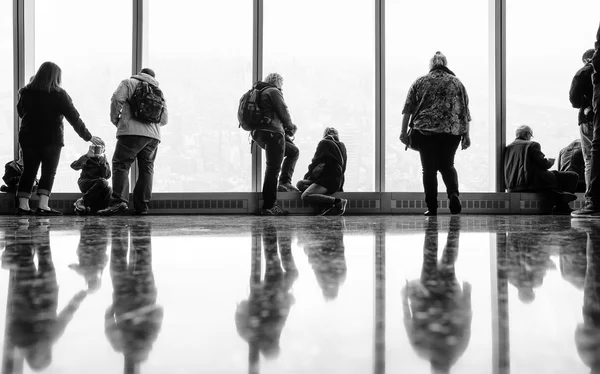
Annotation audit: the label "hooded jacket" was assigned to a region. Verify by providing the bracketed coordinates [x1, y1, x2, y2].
[70, 154, 111, 181]
[110, 73, 168, 142]
[17, 87, 92, 147]
[252, 82, 294, 137]
[303, 135, 347, 194]
[504, 139, 556, 192]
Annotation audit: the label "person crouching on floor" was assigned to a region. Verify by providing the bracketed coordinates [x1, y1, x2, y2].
[296, 127, 348, 216]
[70, 144, 112, 215]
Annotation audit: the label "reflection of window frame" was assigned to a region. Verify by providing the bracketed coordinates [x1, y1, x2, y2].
[11, 0, 508, 193]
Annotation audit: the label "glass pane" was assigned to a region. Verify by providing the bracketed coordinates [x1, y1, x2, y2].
[0, 3, 13, 169]
[506, 0, 600, 171]
[386, 0, 491, 191]
[264, 0, 375, 192]
[147, 0, 253, 192]
[34, 0, 131, 192]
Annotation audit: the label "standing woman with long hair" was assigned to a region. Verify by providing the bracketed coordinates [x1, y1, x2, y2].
[399, 52, 471, 216]
[16, 61, 104, 215]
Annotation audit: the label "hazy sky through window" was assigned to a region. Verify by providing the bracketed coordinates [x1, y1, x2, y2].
[1, 1, 599, 192]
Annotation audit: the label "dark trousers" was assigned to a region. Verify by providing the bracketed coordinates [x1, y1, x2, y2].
[18, 145, 62, 198]
[78, 178, 112, 213]
[416, 132, 462, 211]
[279, 139, 299, 185]
[110, 136, 159, 213]
[254, 131, 285, 209]
[588, 97, 600, 203]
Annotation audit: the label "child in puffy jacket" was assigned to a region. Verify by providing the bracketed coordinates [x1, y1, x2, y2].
[71, 145, 112, 214]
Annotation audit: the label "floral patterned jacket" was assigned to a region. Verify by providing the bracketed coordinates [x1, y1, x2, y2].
[402, 67, 471, 136]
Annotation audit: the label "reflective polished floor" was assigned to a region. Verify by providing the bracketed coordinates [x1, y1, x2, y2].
[0, 214, 598, 374]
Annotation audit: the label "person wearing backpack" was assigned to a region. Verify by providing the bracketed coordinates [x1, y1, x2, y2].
[98, 68, 168, 216]
[569, 48, 595, 193]
[251, 73, 299, 216]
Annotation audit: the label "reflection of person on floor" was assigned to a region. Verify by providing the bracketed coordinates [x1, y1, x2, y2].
[506, 232, 556, 303]
[558, 232, 588, 291]
[235, 223, 298, 367]
[105, 222, 164, 374]
[402, 217, 472, 374]
[69, 222, 109, 293]
[298, 218, 347, 300]
[573, 220, 600, 372]
[5, 220, 87, 371]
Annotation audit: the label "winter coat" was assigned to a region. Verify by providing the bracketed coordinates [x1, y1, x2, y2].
[504, 139, 557, 192]
[303, 136, 347, 194]
[558, 139, 585, 187]
[593, 36, 600, 113]
[70, 154, 111, 181]
[110, 73, 168, 142]
[569, 63, 594, 125]
[17, 87, 92, 147]
[252, 82, 295, 137]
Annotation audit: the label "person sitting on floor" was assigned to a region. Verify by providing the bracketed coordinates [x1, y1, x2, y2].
[558, 138, 586, 192]
[504, 125, 579, 214]
[296, 127, 348, 216]
[70, 144, 112, 215]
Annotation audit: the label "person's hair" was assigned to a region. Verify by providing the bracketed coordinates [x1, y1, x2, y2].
[582, 49, 595, 64]
[264, 73, 283, 89]
[515, 125, 533, 139]
[429, 51, 448, 69]
[323, 127, 340, 141]
[28, 61, 62, 92]
[140, 68, 155, 78]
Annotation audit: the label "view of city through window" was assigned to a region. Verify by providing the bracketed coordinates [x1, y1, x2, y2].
[506, 0, 600, 164]
[264, 0, 375, 192]
[386, 0, 491, 192]
[2, 1, 599, 193]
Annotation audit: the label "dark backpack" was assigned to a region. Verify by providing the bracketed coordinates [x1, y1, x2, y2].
[238, 83, 268, 131]
[129, 78, 165, 124]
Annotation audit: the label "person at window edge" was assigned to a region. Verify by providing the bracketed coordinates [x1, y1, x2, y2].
[16, 61, 104, 216]
[98, 68, 168, 216]
[505, 125, 578, 214]
[572, 23, 600, 218]
[252, 72, 299, 216]
[569, 48, 595, 193]
[399, 51, 471, 216]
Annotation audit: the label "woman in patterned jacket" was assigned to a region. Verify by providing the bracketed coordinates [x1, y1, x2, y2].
[400, 52, 471, 216]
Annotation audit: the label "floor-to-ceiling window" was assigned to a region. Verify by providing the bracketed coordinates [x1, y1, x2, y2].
[0, 3, 13, 167]
[506, 0, 600, 169]
[146, 0, 253, 193]
[34, 0, 131, 192]
[263, 0, 375, 192]
[385, 0, 491, 192]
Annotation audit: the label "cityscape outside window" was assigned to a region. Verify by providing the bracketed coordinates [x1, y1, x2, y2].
[263, 0, 376, 192]
[386, 0, 491, 192]
[147, 0, 253, 192]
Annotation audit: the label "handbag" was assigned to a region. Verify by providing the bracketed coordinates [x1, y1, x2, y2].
[405, 127, 419, 151]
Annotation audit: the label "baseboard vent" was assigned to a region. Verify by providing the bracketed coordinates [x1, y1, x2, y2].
[149, 199, 245, 210]
[393, 199, 508, 210]
[275, 198, 381, 212]
[520, 200, 541, 210]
